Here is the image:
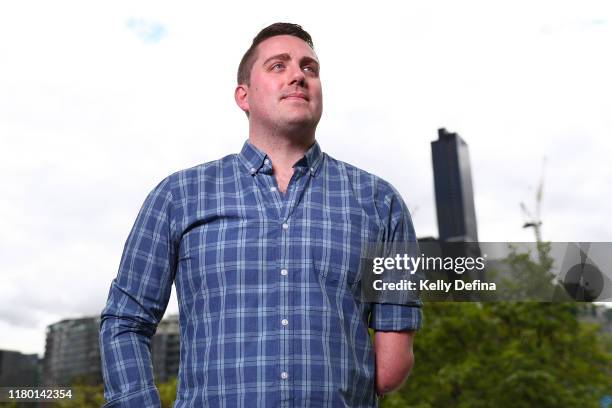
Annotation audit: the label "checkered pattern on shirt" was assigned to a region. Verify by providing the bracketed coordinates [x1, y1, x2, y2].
[100, 141, 422, 408]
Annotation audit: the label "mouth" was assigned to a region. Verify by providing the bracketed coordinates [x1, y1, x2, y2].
[282, 93, 309, 101]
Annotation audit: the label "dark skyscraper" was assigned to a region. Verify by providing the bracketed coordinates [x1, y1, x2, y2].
[431, 128, 479, 242]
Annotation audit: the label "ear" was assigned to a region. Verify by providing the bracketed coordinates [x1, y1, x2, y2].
[234, 84, 249, 114]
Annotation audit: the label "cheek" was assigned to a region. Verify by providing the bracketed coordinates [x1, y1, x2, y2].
[312, 88, 323, 109]
[248, 88, 267, 108]
[247, 89, 278, 118]
[252, 84, 276, 102]
[311, 82, 323, 100]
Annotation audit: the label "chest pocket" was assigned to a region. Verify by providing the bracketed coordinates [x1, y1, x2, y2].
[307, 217, 369, 290]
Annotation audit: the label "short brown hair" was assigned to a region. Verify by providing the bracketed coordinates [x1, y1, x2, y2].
[237, 23, 314, 85]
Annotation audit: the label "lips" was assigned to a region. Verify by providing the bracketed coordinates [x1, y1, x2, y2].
[282, 92, 309, 101]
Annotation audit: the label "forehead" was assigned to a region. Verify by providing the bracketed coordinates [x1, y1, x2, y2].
[254, 35, 319, 63]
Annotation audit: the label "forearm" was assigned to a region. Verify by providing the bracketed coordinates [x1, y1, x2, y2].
[374, 330, 415, 395]
[100, 294, 161, 407]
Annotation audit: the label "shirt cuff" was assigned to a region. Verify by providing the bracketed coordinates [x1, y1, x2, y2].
[369, 303, 423, 331]
[102, 386, 161, 408]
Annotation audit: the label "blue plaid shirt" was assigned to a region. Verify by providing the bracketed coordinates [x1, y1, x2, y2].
[100, 141, 422, 407]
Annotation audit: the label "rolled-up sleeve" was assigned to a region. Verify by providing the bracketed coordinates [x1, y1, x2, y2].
[99, 177, 177, 407]
[369, 182, 423, 332]
[369, 302, 422, 331]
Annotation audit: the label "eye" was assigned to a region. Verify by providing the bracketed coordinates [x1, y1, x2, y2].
[271, 62, 285, 71]
[303, 65, 319, 75]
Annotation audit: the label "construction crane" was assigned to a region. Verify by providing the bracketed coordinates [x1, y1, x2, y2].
[521, 157, 546, 241]
[521, 157, 546, 265]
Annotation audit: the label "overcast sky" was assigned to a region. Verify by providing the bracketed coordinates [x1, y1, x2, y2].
[1, 1, 611, 355]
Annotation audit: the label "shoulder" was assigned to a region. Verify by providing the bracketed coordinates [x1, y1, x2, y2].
[167, 154, 238, 185]
[321, 153, 412, 236]
[142, 154, 239, 208]
[323, 153, 403, 205]
[148, 154, 235, 193]
[323, 154, 415, 241]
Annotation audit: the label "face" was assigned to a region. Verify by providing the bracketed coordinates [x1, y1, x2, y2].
[236, 35, 323, 135]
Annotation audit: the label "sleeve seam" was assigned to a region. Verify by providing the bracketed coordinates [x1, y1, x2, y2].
[102, 385, 158, 407]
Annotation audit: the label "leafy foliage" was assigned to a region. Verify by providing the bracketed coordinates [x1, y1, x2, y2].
[158, 377, 178, 408]
[53, 384, 105, 407]
[42, 380, 177, 407]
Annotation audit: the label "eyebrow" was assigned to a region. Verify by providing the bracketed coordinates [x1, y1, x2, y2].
[262, 53, 320, 68]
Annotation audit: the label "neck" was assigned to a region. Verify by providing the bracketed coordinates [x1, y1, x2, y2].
[248, 127, 315, 193]
[248, 125, 314, 171]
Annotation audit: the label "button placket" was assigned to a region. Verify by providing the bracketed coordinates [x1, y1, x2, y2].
[279, 212, 291, 394]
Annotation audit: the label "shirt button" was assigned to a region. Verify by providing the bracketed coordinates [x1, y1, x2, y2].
[270, 186, 277, 192]
[280, 372, 288, 380]
[281, 319, 289, 326]
[264, 159, 270, 165]
[250, 167, 256, 173]
[280, 269, 288, 276]
[282, 223, 289, 230]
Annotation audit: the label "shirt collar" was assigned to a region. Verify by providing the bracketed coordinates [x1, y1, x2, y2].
[239, 140, 324, 177]
[239, 140, 269, 175]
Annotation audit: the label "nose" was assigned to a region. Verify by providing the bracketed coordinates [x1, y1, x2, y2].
[289, 64, 306, 87]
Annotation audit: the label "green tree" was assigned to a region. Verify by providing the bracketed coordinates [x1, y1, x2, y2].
[47, 379, 178, 407]
[53, 384, 105, 408]
[158, 377, 178, 408]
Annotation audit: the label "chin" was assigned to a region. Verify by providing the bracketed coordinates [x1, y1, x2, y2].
[281, 112, 312, 124]
[286, 109, 321, 124]
[285, 116, 319, 131]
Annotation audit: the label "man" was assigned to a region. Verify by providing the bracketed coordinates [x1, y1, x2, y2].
[100, 22, 421, 407]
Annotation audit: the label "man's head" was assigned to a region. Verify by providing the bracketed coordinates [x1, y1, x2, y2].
[235, 23, 323, 138]
[237, 23, 314, 86]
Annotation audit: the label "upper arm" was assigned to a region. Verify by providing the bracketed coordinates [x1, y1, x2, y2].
[102, 176, 178, 326]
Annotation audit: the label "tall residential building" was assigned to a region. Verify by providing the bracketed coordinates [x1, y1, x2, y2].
[431, 128, 479, 242]
[43, 316, 102, 386]
[43, 315, 180, 385]
[152, 314, 180, 382]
